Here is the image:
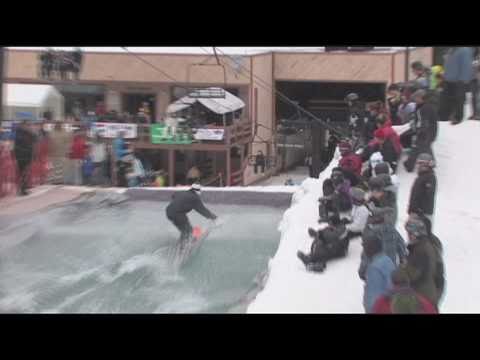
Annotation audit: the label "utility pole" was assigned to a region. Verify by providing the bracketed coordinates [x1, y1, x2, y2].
[0, 47, 4, 124]
[405, 46, 410, 82]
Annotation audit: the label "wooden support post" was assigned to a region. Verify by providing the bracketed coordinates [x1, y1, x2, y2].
[226, 148, 231, 187]
[168, 149, 175, 187]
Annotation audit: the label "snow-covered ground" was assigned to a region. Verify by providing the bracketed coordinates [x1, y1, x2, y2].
[248, 120, 480, 313]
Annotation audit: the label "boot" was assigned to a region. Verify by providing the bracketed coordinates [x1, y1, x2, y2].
[297, 251, 310, 266]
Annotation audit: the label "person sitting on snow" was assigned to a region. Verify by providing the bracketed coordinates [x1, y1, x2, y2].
[367, 176, 398, 226]
[343, 187, 370, 243]
[374, 162, 399, 194]
[319, 168, 353, 223]
[297, 214, 348, 273]
[362, 151, 384, 181]
[338, 140, 363, 187]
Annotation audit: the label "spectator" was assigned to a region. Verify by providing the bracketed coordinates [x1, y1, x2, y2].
[439, 47, 475, 125]
[468, 49, 479, 120]
[343, 187, 370, 243]
[345, 93, 368, 146]
[187, 165, 201, 185]
[367, 175, 398, 226]
[0, 133, 17, 198]
[254, 151, 266, 174]
[297, 214, 348, 273]
[362, 151, 383, 180]
[361, 230, 396, 313]
[305, 154, 313, 178]
[66, 128, 87, 185]
[364, 101, 385, 142]
[374, 162, 399, 194]
[319, 168, 353, 222]
[411, 61, 430, 89]
[14, 121, 35, 196]
[95, 101, 106, 117]
[387, 84, 403, 125]
[416, 213, 446, 306]
[371, 128, 400, 174]
[403, 89, 438, 172]
[30, 127, 50, 187]
[408, 153, 437, 226]
[126, 152, 146, 187]
[403, 216, 441, 309]
[113, 131, 127, 161]
[372, 268, 438, 314]
[338, 140, 362, 186]
[89, 133, 107, 186]
[48, 122, 72, 185]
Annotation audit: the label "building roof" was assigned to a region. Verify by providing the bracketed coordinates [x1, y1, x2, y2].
[7, 46, 410, 56]
[167, 88, 245, 115]
[6, 84, 57, 107]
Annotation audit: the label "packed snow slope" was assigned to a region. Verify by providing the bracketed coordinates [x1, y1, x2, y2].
[248, 121, 480, 313]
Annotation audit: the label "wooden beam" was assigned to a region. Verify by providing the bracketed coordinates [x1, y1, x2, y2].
[226, 149, 231, 186]
[168, 150, 175, 187]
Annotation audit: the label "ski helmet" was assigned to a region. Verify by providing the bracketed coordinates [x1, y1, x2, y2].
[370, 152, 384, 168]
[345, 93, 359, 103]
[416, 153, 435, 168]
[191, 183, 202, 193]
[368, 176, 385, 192]
[350, 187, 366, 204]
[374, 162, 391, 176]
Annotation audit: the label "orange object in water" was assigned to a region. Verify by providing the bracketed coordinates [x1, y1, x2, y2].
[192, 226, 202, 239]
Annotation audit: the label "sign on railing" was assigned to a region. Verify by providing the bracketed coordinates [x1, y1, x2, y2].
[193, 128, 225, 141]
[151, 124, 192, 144]
[89, 122, 137, 138]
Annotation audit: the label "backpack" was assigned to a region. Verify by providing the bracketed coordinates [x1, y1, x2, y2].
[389, 289, 423, 314]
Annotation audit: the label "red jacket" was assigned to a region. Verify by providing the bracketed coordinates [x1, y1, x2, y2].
[69, 135, 87, 159]
[372, 123, 403, 155]
[339, 153, 363, 177]
[372, 289, 438, 314]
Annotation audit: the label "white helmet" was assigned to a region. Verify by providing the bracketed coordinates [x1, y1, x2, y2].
[369, 152, 384, 168]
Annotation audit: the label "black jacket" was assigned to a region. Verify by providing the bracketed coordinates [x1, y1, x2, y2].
[408, 169, 437, 216]
[380, 139, 399, 170]
[14, 127, 35, 163]
[413, 102, 438, 145]
[166, 190, 217, 220]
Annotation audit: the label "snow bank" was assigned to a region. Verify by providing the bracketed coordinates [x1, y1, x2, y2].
[249, 121, 480, 313]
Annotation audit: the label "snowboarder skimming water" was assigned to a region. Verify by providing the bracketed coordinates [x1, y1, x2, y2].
[166, 184, 217, 245]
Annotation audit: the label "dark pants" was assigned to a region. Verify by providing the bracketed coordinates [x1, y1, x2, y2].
[16, 158, 31, 195]
[471, 79, 478, 117]
[254, 164, 265, 174]
[167, 212, 192, 241]
[404, 142, 434, 172]
[439, 81, 466, 123]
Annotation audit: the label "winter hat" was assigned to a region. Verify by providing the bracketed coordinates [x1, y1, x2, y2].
[191, 183, 202, 193]
[374, 162, 390, 175]
[405, 217, 428, 238]
[368, 176, 385, 191]
[376, 174, 393, 188]
[411, 61, 424, 71]
[350, 187, 366, 203]
[416, 153, 435, 168]
[374, 128, 387, 140]
[370, 152, 384, 168]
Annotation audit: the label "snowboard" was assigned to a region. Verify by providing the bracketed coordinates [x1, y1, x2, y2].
[169, 225, 211, 269]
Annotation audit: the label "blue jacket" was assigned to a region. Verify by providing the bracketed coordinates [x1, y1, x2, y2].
[444, 47, 474, 83]
[363, 253, 396, 313]
[113, 138, 125, 160]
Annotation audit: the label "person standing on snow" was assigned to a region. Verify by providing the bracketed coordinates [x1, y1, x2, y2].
[367, 176, 398, 226]
[166, 184, 217, 245]
[361, 230, 396, 313]
[403, 216, 441, 310]
[14, 121, 35, 196]
[403, 89, 438, 172]
[372, 267, 438, 314]
[408, 153, 437, 226]
[440, 47, 475, 125]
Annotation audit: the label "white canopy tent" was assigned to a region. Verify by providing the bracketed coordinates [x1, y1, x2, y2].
[166, 87, 245, 116]
[4, 84, 64, 121]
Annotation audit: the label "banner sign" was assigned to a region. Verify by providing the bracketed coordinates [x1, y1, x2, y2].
[151, 124, 192, 144]
[192, 128, 225, 141]
[277, 143, 305, 149]
[89, 122, 137, 139]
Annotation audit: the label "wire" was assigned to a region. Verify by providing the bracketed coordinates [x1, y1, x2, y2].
[210, 47, 348, 138]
